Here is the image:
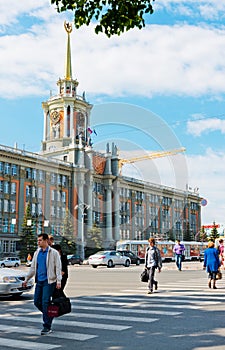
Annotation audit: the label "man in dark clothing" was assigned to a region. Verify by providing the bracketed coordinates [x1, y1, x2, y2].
[52, 244, 68, 297]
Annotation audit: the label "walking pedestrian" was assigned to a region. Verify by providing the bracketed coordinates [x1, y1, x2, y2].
[173, 240, 185, 271]
[203, 241, 221, 289]
[22, 233, 62, 335]
[52, 244, 68, 297]
[218, 239, 224, 269]
[48, 235, 54, 247]
[145, 238, 162, 294]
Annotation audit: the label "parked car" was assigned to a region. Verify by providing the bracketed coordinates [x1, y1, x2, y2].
[0, 257, 21, 268]
[67, 254, 83, 265]
[198, 250, 205, 262]
[88, 250, 131, 268]
[117, 250, 141, 265]
[0, 268, 34, 296]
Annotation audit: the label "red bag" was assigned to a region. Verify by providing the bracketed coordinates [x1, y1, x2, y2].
[47, 296, 71, 318]
[47, 304, 60, 317]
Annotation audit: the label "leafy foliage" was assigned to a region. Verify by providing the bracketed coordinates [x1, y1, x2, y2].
[51, 0, 155, 37]
[85, 224, 103, 256]
[18, 203, 37, 261]
[60, 209, 76, 253]
[209, 221, 219, 242]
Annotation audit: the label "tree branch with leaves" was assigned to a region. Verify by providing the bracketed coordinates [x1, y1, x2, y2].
[51, 0, 155, 37]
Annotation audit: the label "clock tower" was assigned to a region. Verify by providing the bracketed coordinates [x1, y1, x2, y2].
[41, 21, 93, 164]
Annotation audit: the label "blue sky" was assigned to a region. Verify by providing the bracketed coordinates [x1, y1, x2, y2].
[1, 0, 225, 227]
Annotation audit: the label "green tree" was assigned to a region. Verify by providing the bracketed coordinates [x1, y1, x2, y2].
[51, 0, 155, 37]
[18, 203, 37, 261]
[60, 209, 76, 254]
[209, 221, 219, 242]
[86, 224, 103, 256]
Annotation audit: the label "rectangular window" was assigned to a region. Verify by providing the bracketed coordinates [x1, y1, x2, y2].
[32, 203, 36, 215]
[39, 170, 44, 182]
[32, 169, 37, 180]
[3, 240, 9, 253]
[26, 168, 32, 179]
[11, 182, 16, 194]
[3, 219, 8, 232]
[62, 176, 67, 187]
[10, 241, 16, 252]
[11, 165, 17, 176]
[26, 185, 30, 197]
[32, 186, 36, 198]
[4, 200, 9, 212]
[62, 191, 66, 203]
[4, 163, 10, 175]
[4, 181, 9, 194]
[10, 200, 16, 213]
[38, 187, 43, 199]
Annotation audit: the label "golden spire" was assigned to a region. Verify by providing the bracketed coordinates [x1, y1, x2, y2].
[64, 21, 72, 80]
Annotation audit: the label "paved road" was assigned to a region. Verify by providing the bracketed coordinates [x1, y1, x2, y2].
[0, 262, 225, 350]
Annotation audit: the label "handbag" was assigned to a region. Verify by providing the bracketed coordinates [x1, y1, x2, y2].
[140, 269, 148, 283]
[216, 271, 222, 280]
[47, 296, 71, 318]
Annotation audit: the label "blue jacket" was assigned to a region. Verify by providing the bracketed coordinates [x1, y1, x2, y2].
[204, 247, 220, 273]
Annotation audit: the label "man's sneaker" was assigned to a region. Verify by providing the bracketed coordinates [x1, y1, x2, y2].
[147, 290, 153, 294]
[41, 328, 52, 335]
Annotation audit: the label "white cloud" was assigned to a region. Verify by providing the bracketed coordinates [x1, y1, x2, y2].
[1, 6, 225, 99]
[187, 118, 225, 136]
[155, 0, 225, 20]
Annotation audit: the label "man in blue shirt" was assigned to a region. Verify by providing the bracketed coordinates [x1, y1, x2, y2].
[23, 233, 62, 335]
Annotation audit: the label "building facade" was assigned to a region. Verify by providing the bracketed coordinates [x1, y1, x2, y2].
[0, 23, 202, 257]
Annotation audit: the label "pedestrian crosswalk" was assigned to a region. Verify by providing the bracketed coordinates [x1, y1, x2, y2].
[0, 276, 223, 349]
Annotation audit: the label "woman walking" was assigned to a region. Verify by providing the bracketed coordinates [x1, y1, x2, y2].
[203, 241, 220, 289]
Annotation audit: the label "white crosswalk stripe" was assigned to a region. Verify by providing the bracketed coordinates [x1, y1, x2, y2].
[0, 338, 60, 350]
[0, 276, 223, 349]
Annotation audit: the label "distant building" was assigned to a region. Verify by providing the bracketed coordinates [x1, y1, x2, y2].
[0, 23, 202, 257]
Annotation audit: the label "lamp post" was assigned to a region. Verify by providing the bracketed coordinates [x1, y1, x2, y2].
[75, 203, 90, 260]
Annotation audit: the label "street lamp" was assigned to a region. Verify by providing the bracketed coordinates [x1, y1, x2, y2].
[75, 203, 90, 260]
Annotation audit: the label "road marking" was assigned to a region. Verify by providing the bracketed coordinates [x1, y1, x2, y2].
[76, 298, 219, 307]
[0, 324, 97, 341]
[0, 337, 60, 350]
[72, 305, 181, 316]
[1, 316, 131, 331]
[69, 312, 158, 323]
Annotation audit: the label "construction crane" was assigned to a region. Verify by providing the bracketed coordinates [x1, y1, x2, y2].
[118, 147, 186, 174]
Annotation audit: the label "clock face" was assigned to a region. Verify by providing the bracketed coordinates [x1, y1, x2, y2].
[50, 110, 60, 124]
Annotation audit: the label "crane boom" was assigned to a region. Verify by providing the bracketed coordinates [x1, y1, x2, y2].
[118, 147, 186, 173]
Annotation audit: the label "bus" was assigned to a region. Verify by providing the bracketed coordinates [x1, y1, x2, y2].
[116, 240, 208, 262]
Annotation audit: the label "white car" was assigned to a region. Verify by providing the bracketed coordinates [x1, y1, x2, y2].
[0, 268, 34, 296]
[0, 257, 21, 268]
[88, 250, 131, 268]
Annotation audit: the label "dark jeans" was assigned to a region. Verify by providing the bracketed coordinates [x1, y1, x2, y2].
[147, 266, 157, 291]
[34, 280, 56, 330]
[175, 254, 182, 270]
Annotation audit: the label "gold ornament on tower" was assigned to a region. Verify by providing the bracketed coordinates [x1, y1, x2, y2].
[64, 21, 72, 34]
[50, 110, 60, 124]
